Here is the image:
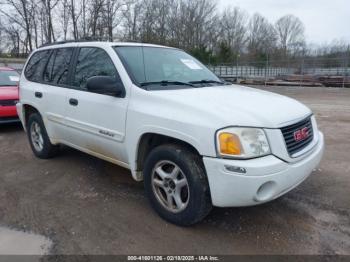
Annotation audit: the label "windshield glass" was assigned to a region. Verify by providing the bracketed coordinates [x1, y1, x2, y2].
[114, 46, 222, 89]
[0, 71, 20, 87]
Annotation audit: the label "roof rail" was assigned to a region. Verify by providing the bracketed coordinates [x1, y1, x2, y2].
[39, 37, 106, 48]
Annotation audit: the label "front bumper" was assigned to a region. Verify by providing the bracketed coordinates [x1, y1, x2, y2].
[203, 131, 324, 207]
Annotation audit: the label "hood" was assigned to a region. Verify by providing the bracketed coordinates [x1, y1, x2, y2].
[150, 85, 312, 128]
[0, 86, 19, 100]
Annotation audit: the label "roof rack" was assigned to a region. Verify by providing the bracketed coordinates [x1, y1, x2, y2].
[39, 37, 106, 48]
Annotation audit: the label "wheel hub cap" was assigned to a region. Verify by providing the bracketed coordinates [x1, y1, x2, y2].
[30, 122, 44, 152]
[151, 160, 190, 213]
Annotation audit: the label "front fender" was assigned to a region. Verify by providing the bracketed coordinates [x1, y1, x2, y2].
[126, 125, 210, 181]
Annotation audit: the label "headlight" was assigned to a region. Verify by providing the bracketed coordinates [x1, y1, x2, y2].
[216, 128, 270, 159]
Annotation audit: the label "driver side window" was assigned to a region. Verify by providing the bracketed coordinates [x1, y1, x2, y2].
[73, 47, 120, 90]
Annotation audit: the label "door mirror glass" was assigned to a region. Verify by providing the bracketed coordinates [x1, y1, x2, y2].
[86, 76, 124, 97]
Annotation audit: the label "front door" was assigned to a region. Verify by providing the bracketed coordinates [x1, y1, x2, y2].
[63, 46, 129, 164]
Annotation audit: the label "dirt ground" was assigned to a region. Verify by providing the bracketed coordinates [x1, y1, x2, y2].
[0, 86, 349, 255]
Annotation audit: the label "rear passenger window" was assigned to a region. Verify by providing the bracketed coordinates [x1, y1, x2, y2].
[43, 48, 73, 85]
[24, 50, 51, 82]
[73, 47, 118, 90]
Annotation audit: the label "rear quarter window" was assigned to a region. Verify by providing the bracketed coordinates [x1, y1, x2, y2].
[24, 50, 51, 82]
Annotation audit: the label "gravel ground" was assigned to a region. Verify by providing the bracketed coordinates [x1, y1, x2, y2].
[0, 86, 349, 255]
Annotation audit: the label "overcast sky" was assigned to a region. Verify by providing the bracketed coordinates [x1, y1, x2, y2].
[219, 0, 350, 45]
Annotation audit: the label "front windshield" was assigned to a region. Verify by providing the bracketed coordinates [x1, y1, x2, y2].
[114, 46, 223, 89]
[0, 70, 20, 87]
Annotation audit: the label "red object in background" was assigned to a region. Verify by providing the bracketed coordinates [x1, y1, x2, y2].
[0, 67, 20, 123]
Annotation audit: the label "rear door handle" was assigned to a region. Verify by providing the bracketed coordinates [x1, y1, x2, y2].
[35, 92, 43, 98]
[69, 98, 78, 106]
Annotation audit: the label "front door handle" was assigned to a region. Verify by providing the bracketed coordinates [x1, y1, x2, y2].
[35, 92, 43, 98]
[69, 98, 78, 106]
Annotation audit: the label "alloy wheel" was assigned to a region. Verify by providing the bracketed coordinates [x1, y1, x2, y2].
[151, 160, 190, 213]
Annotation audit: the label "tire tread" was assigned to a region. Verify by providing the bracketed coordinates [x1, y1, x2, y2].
[144, 144, 212, 226]
[27, 113, 59, 159]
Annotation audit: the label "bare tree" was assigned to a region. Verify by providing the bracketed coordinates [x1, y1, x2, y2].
[138, 0, 172, 44]
[2, 24, 21, 55]
[138, 0, 160, 43]
[121, 0, 142, 41]
[87, 0, 104, 38]
[176, 0, 218, 50]
[247, 13, 276, 58]
[67, 0, 79, 39]
[31, 3, 40, 48]
[40, 0, 60, 43]
[219, 6, 247, 56]
[59, 0, 70, 40]
[122, 0, 218, 49]
[103, 0, 128, 41]
[0, 0, 35, 52]
[275, 14, 305, 57]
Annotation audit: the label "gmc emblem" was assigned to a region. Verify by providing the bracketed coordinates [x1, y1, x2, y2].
[294, 127, 309, 142]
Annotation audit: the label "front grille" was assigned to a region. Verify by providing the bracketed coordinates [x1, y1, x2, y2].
[281, 117, 314, 156]
[0, 100, 17, 106]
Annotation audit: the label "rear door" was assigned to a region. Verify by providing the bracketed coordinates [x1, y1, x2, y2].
[22, 48, 74, 141]
[63, 46, 129, 164]
[39, 47, 74, 141]
[22, 49, 51, 119]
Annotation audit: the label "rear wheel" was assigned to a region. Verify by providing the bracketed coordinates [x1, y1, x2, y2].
[27, 113, 59, 159]
[144, 144, 212, 226]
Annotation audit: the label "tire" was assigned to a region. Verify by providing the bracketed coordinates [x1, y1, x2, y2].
[144, 144, 212, 226]
[27, 113, 59, 159]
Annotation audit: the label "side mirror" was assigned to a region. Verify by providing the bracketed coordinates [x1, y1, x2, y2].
[86, 76, 124, 97]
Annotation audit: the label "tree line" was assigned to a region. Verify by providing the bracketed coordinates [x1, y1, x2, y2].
[0, 0, 348, 64]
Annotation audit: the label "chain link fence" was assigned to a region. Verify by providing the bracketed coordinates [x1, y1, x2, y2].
[208, 57, 350, 87]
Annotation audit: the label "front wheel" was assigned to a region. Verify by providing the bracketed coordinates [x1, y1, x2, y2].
[144, 144, 212, 226]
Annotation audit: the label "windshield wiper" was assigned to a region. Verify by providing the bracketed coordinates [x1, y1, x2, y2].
[140, 80, 195, 87]
[189, 79, 227, 85]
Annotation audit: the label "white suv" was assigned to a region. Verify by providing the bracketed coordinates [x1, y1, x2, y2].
[17, 41, 324, 225]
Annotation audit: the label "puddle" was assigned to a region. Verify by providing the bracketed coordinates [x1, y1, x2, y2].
[0, 226, 52, 255]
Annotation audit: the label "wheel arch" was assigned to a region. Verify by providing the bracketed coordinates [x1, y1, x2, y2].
[22, 104, 41, 129]
[134, 132, 202, 180]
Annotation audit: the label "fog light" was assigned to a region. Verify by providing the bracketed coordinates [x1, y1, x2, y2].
[255, 181, 277, 202]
